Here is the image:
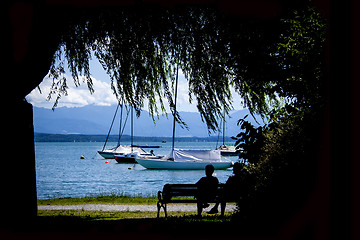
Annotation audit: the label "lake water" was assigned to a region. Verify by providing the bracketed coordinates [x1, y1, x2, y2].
[35, 141, 239, 199]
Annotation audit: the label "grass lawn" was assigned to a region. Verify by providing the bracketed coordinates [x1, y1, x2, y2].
[36, 194, 237, 234]
[37, 194, 201, 205]
[32, 197, 264, 238]
[38, 209, 233, 220]
[38, 209, 227, 220]
[37, 194, 159, 205]
[33, 210, 239, 238]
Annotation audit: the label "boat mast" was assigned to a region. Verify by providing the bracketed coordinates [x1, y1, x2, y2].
[117, 100, 124, 147]
[131, 105, 134, 153]
[172, 64, 179, 152]
[222, 107, 225, 146]
[102, 103, 120, 151]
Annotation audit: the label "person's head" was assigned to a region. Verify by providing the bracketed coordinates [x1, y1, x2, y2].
[232, 162, 243, 176]
[205, 164, 215, 177]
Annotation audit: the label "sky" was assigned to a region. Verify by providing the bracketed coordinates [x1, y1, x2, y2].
[26, 55, 244, 113]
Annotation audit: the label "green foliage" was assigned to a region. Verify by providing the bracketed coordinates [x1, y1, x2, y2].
[230, 4, 326, 225]
[48, 4, 324, 131]
[48, 6, 235, 130]
[233, 105, 323, 226]
[232, 115, 266, 165]
[276, 5, 326, 108]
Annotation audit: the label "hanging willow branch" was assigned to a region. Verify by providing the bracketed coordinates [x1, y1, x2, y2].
[48, 5, 236, 131]
[46, 3, 325, 132]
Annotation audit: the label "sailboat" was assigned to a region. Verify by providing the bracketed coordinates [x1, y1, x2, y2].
[135, 65, 232, 170]
[216, 109, 240, 157]
[113, 106, 160, 163]
[136, 149, 232, 170]
[98, 104, 159, 162]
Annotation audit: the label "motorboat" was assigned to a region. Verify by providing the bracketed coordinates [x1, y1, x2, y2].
[136, 149, 232, 170]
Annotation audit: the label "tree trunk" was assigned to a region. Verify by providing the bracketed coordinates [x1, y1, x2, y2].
[1, 100, 37, 225]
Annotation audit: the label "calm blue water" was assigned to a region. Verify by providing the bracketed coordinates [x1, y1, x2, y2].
[35, 141, 238, 199]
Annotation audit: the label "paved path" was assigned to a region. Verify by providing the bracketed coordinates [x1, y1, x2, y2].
[38, 204, 237, 212]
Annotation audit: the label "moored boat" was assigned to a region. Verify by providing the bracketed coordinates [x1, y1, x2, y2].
[98, 145, 135, 159]
[217, 144, 240, 156]
[114, 148, 156, 163]
[216, 108, 240, 156]
[136, 149, 232, 170]
[114, 153, 137, 163]
[98, 104, 160, 162]
[98, 149, 116, 159]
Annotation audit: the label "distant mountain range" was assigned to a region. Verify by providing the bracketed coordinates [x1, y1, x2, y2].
[33, 105, 262, 138]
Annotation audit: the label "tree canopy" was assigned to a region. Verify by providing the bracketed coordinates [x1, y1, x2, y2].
[46, 2, 325, 133]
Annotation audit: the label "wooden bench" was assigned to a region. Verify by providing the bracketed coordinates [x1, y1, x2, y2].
[157, 183, 226, 217]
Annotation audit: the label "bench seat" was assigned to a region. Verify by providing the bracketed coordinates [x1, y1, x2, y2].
[157, 183, 225, 217]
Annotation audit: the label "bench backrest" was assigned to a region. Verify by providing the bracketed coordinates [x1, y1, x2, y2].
[162, 183, 224, 201]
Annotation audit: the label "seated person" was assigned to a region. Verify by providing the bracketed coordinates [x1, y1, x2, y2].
[208, 162, 245, 216]
[196, 164, 219, 216]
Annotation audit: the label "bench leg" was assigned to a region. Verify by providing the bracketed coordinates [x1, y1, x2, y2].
[157, 202, 161, 218]
[220, 202, 226, 217]
[197, 202, 203, 217]
[157, 202, 168, 218]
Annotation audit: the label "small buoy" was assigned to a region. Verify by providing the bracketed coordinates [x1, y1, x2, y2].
[128, 167, 132, 170]
[105, 161, 109, 164]
[80, 155, 85, 159]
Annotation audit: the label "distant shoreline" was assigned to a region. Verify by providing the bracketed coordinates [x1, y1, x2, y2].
[34, 132, 235, 143]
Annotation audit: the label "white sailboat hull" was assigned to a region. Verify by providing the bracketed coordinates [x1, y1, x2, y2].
[98, 151, 116, 159]
[136, 157, 232, 170]
[98, 145, 148, 159]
